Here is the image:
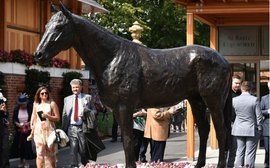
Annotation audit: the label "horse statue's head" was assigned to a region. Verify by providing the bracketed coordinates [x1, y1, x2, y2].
[35, 4, 74, 63]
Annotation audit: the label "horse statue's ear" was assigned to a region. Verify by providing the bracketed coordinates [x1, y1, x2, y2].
[50, 1, 58, 14]
[59, 1, 72, 20]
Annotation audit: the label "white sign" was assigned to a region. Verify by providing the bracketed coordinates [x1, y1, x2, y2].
[219, 27, 259, 56]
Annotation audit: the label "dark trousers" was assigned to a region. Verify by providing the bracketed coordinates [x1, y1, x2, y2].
[111, 115, 118, 140]
[264, 136, 269, 168]
[227, 134, 237, 167]
[149, 139, 166, 162]
[0, 129, 9, 168]
[68, 125, 89, 166]
[133, 129, 144, 161]
[139, 137, 149, 161]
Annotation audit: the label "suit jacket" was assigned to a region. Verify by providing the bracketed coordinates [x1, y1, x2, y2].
[13, 103, 33, 132]
[144, 108, 171, 141]
[232, 92, 263, 137]
[62, 93, 97, 133]
[231, 90, 241, 122]
[261, 94, 269, 136]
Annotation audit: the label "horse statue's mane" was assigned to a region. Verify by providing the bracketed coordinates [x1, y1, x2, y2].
[35, 5, 232, 168]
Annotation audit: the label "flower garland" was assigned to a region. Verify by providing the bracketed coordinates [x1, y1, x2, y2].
[0, 49, 70, 68]
[80, 161, 217, 168]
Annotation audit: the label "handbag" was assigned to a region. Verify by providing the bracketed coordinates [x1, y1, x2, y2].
[47, 128, 69, 149]
[20, 125, 29, 135]
[83, 110, 96, 130]
[50, 104, 61, 144]
[54, 127, 61, 144]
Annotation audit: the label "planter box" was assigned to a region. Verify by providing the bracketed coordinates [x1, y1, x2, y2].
[0, 62, 26, 75]
[0, 62, 89, 79]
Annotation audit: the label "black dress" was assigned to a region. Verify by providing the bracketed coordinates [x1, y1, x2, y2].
[10, 103, 36, 160]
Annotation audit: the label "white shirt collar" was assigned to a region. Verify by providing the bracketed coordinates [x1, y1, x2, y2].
[74, 93, 82, 98]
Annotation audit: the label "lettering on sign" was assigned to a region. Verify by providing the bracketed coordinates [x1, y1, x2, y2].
[219, 27, 259, 56]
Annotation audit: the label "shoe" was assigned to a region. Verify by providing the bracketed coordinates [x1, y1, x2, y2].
[110, 139, 117, 142]
[18, 164, 24, 168]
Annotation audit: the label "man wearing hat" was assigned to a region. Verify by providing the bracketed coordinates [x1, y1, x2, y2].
[0, 92, 10, 167]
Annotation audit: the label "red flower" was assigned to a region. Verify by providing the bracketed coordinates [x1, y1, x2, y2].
[9, 49, 34, 66]
[50, 57, 70, 68]
[0, 49, 10, 62]
[0, 49, 70, 68]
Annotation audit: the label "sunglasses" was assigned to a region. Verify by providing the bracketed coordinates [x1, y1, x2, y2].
[40, 92, 48, 95]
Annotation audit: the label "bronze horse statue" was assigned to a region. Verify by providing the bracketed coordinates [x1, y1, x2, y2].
[35, 4, 232, 168]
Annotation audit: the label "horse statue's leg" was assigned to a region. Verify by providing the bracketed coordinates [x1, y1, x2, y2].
[203, 95, 227, 168]
[188, 97, 209, 168]
[114, 104, 136, 168]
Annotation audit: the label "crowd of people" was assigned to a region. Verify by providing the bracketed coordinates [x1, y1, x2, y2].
[0, 76, 269, 168]
[0, 79, 105, 168]
[225, 75, 269, 168]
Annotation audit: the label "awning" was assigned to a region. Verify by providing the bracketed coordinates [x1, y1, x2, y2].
[77, 0, 109, 13]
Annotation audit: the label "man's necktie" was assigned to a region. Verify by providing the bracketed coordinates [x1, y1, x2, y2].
[74, 95, 78, 122]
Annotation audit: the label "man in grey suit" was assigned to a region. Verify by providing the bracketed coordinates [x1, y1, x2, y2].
[62, 79, 104, 168]
[232, 81, 263, 168]
[261, 81, 270, 168]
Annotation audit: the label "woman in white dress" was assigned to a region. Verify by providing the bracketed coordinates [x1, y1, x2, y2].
[27, 87, 60, 168]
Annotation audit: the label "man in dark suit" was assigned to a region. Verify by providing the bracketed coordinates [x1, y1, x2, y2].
[261, 81, 270, 168]
[232, 81, 263, 168]
[0, 92, 9, 168]
[227, 74, 242, 167]
[62, 79, 104, 168]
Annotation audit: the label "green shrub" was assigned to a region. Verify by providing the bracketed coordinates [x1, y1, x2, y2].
[61, 71, 83, 97]
[0, 71, 5, 91]
[25, 69, 50, 102]
[97, 111, 113, 137]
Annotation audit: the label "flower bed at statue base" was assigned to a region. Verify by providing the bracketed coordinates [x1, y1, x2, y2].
[82, 161, 217, 168]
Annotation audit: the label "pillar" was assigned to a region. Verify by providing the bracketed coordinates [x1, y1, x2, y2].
[186, 12, 195, 160]
[210, 25, 218, 149]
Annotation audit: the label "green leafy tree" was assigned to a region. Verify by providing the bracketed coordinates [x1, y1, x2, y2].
[194, 20, 210, 46]
[0, 71, 5, 91]
[25, 69, 50, 102]
[61, 71, 83, 100]
[91, 0, 209, 48]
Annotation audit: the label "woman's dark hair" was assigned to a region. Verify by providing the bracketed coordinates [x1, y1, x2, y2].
[34, 87, 51, 104]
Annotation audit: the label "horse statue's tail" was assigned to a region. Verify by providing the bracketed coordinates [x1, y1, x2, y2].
[223, 72, 232, 152]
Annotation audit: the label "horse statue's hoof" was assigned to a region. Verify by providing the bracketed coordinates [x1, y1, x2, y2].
[195, 161, 205, 168]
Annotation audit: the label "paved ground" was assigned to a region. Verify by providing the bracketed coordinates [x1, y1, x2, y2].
[9, 131, 265, 167]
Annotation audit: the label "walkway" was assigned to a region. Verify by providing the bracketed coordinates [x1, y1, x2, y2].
[9, 131, 265, 167]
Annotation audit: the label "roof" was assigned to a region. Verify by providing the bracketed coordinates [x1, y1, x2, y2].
[78, 0, 109, 13]
[175, 0, 269, 26]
